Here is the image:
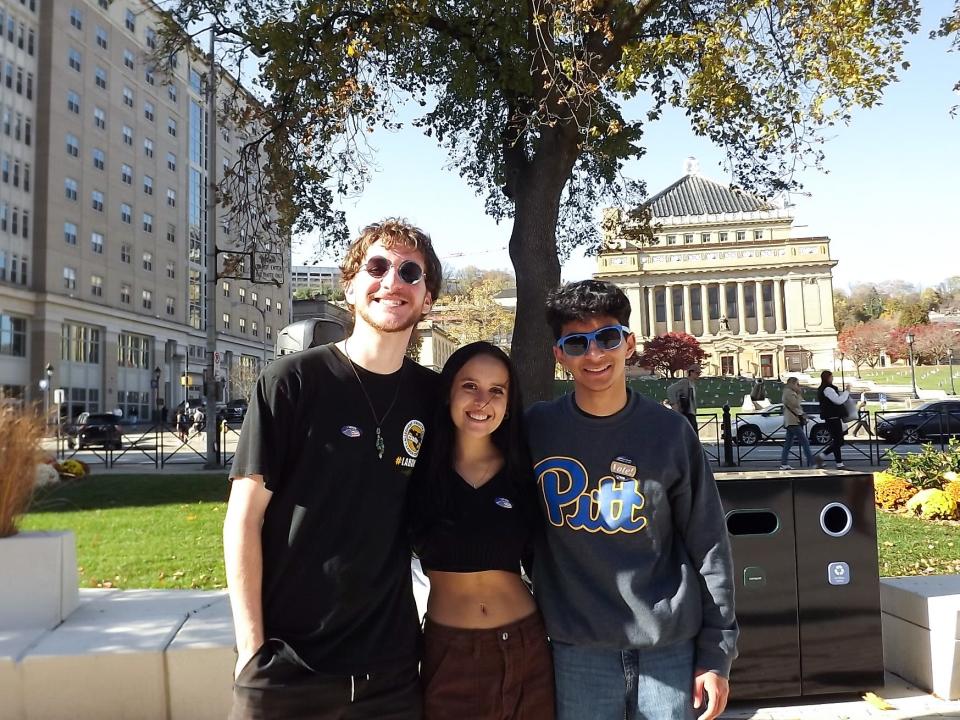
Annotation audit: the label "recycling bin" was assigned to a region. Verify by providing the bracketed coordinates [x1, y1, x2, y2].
[792, 474, 884, 694]
[715, 470, 883, 699]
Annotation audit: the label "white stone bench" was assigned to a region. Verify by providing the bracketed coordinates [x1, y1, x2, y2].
[0, 560, 433, 720]
[0, 589, 234, 720]
[881, 575, 960, 700]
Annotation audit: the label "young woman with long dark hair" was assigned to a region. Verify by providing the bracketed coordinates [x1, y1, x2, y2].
[411, 342, 554, 720]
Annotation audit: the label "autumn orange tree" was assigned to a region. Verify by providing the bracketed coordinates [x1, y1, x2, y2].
[157, 0, 922, 401]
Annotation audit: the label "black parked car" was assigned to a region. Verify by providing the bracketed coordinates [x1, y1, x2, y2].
[223, 399, 248, 423]
[876, 400, 960, 444]
[76, 413, 123, 450]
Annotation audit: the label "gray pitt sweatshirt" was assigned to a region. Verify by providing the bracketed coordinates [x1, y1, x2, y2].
[526, 391, 739, 677]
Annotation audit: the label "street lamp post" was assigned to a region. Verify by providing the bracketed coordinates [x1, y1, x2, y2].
[950, 349, 956, 396]
[840, 352, 846, 387]
[906, 332, 919, 400]
[153, 366, 162, 423]
[38, 363, 53, 432]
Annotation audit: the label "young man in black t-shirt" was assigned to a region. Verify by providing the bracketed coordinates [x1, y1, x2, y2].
[225, 220, 442, 720]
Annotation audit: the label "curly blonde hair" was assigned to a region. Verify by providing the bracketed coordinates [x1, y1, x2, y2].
[341, 219, 442, 303]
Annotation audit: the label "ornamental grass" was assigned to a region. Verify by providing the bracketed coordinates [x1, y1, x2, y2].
[0, 407, 45, 537]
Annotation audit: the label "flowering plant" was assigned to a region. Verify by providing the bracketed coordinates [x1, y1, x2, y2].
[57, 459, 88, 479]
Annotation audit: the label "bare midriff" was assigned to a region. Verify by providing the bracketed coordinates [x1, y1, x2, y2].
[425, 569, 537, 629]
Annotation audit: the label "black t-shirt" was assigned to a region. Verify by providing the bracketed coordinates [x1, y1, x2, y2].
[414, 467, 537, 575]
[229, 343, 439, 674]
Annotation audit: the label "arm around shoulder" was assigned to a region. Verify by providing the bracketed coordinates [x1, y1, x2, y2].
[224, 475, 272, 677]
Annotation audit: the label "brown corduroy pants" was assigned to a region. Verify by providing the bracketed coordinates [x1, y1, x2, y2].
[422, 612, 556, 720]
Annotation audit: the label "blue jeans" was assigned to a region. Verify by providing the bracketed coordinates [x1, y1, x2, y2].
[552, 640, 695, 720]
[781, 425, 816, 466]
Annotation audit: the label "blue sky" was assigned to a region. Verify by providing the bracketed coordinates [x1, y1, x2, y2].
[295, 3, 960, 291]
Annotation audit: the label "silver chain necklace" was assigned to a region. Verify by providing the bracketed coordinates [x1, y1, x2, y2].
[343, 340, 404, 459]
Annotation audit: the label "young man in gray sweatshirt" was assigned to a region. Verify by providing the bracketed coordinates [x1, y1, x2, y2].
[526, 280, 738, 720]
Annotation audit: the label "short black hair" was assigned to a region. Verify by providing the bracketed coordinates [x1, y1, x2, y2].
[545, 280, 631, 339]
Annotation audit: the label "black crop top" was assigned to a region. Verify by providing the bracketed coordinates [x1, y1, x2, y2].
[414, 467, 534, 575]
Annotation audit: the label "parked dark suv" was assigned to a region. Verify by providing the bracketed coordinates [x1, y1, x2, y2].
[876, 400, 960, 444]
[76, 413, 123, 450]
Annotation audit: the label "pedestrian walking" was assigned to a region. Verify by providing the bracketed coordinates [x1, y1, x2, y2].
[779, 377, 822, 469]
[813, 370, 851, 469]
[666, 365, 702, 430]
[849, 394, 872, 437]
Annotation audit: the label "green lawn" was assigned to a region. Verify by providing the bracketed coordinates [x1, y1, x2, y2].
[876, 511, 960, 577]
[859, 366, 959, 393]
[21, 473, 229, 590]
[19, 473, 959, 589]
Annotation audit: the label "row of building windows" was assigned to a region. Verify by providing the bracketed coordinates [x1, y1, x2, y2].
[655, 229, 767, 245]
[63, 209, 177, 243]
[64, 89, 178, 136]
[0, 9, 35, 55]
[66, 132, 178, 173]
[222, 313, 272, 338]
[221, 281, 283, 316]
[0, 155, 30, 191]
[61, 268, 177, 315]
[1, 107, 32, 145]
[0, 250, 28, 285]
[2, 61, 33, 100]
[66, 45, 179, 103]
[62, 224, 178, 271]
[64, 169, 175, 202]
[0, 203, 29, 239]
[74, 3, 155, 45]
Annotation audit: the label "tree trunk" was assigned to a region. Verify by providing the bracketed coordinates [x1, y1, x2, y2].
[507, 133, 577, 404]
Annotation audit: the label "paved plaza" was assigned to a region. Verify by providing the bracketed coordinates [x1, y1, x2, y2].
[721, 673, 960, 719]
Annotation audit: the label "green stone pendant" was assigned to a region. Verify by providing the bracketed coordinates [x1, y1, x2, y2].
[375, 427, 385, 459]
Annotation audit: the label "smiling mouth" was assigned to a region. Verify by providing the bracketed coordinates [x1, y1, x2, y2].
[583, 365, 612, 375]
[466, 411, 492, 422]
[373, 296, 407, 308]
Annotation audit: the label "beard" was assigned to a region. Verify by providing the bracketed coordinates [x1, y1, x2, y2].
[354, 297, 422, 334]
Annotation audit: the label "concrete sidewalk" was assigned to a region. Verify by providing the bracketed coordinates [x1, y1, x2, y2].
[722, 673, 960, 719]
[5, 585, 959, 719]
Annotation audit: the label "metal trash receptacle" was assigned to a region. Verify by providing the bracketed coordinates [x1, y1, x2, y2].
[718, 475, 801, 699]
[716, 470, 883, 699]
[793, 473, 884, 694]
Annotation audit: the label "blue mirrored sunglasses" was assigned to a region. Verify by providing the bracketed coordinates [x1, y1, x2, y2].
[556, 325, 630, 357]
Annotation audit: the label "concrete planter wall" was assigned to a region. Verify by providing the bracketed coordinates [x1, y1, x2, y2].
[0, 530, 79, 631]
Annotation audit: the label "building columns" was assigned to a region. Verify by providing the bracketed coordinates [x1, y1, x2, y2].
[647, 286, 657, 338]
[683, 284, 692, 335]
[755, 280, 766, 334]
[736, 281, 747, 335]
[701, 283, 710, 335]
[774, 279, 785, 333]
[665, 284, 674, 329]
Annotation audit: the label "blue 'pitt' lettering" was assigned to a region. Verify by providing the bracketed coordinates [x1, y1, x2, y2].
[536, 456, 647, 534]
